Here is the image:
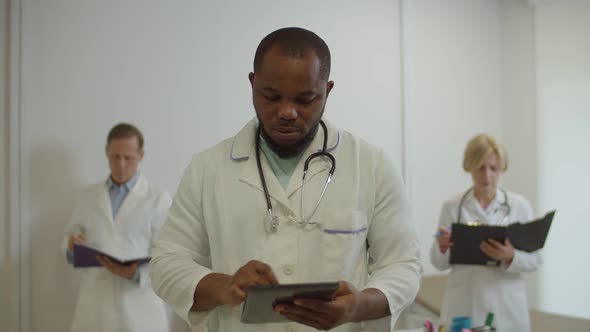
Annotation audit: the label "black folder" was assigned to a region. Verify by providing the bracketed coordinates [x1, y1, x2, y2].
[449, 210, 555, 266]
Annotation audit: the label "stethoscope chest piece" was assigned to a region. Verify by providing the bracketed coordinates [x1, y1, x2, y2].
[265, 210, 279, 233]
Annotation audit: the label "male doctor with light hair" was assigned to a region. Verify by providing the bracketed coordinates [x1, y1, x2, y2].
[63, 123, 179, 332]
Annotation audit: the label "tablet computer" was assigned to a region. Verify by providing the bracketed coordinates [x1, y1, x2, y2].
[240, 282, 339, 324]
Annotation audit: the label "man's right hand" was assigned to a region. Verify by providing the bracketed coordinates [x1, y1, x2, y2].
[68, 233, 87, 253]
[192, 260, 279, 311]
[221, 260, 279, 306]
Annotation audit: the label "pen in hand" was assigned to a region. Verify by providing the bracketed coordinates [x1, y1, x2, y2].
[434, 226, 453, 254]
[434, 226, 451, 238]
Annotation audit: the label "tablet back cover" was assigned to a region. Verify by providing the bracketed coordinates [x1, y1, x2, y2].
[241, 282, 338, 324]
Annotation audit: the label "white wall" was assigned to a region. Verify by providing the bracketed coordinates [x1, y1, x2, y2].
[15, 1, 403, 331]
[498, 0, 539, 308]
[499, 0, 538, 212]
[2, 0, 22, 332]
[535, 1, 590, 319]
[1, 0, 11, 329]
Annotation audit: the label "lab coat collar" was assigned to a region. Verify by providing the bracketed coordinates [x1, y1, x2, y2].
[96, 173, 148, 225]
[464, 186, 507, 217]
[106, 172, 141, 192]
[230, 118, 340, 161]
[230, 118, 340, 211]
[115, 174, 148, 222]
[467, 187, 505, 203]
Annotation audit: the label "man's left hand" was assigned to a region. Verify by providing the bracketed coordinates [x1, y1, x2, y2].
[274, 281, 361, 330]
[97, 255, 139, 280]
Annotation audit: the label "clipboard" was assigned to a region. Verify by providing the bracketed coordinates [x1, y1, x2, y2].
[449, 210, 555, 265]
[73, 243, 151, 268]
[240, 282, 339, 324]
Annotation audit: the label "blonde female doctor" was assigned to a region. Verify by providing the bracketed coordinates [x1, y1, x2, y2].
[430, 134, 541, 332]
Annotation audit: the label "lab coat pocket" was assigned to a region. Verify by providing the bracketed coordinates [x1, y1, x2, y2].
[318, 210, 368, 279]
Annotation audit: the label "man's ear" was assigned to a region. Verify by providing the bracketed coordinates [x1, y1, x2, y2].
[326, 80, 335, 97]
[138, 149, 144, 161]
[248, 72, 255, 87]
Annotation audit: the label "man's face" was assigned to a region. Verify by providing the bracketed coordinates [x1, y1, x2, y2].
[106, 136, 143, 184]
[249, 47, 334, 158]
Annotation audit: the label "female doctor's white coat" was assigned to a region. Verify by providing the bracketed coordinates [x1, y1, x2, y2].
[150, 119, 422, 332]
[430, 188, 541, 332]
[62, 174, 172, 332]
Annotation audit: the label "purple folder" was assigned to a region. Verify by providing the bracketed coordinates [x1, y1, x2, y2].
[73, 243, 151, 268]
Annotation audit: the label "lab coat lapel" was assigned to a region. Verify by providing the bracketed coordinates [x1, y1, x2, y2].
[232, 119, 291, 209]
[464, 188, 503, 224]
[463, 192, 483, 223]
[96, 182, 114, 225]
[480, 187, 505, 225]
[114, 174, 147, 223]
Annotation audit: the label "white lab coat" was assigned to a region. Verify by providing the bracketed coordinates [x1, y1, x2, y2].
[150, 119, 422, 332]
[63, 174, 172, 332]
[430, 188, 541, 332]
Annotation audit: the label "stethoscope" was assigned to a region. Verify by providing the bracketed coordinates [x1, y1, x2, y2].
[255, 120, 336, 233]
[456, 187, 511, 225]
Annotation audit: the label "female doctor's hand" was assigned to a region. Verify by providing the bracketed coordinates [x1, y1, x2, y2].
[480, 238, 515, 264]
[436, 227, 453, 254]
[274, 281, 388, 331]
[96, 255, 139, 280]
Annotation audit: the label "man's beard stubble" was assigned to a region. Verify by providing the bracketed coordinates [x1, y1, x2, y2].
[257, 116, 322, 159]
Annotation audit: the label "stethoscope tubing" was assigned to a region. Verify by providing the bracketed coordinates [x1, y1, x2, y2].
[456, 186, 511, 224]
[255, 120, 335, 230]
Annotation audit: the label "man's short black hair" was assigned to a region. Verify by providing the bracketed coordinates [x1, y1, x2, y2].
[253, 27, 331, 80]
